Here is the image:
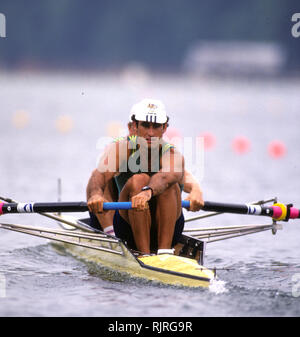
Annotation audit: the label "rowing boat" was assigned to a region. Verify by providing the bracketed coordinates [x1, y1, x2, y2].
[0, 196, 298, 288]
[0, 216, 214, 288]
[55, 219, 214, 288]
[0, 197, 214, 287]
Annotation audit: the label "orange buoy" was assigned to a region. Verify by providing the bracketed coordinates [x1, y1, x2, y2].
[55, 115, 74, 134]
[12, 110, 30, 129]
[106, 121, 126, 138]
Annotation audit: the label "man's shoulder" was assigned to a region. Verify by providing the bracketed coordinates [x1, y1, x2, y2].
[113, 135, 136, 143]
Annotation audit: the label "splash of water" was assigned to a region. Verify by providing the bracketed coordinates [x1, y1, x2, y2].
[209, 279, 228, 294]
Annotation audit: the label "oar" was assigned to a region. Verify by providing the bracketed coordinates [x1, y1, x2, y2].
[0, 196, 89, 232]
[184, 197, 277, 223]
[0, 200, 189, 213]
[0, 200, 299, 221]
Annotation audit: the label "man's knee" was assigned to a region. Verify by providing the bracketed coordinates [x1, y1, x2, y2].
[157, 184, 181, 219]
[126, 174, 150, 194]
[159, 183, 180, 199]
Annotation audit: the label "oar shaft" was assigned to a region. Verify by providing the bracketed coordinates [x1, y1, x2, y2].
[0, 201, 87, 214]
[203, 201, 249, 215]
[0, 200, 190, 214]
[1, 200, 299, 220]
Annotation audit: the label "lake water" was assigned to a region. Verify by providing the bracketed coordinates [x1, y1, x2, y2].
[0, 71, 300, 318]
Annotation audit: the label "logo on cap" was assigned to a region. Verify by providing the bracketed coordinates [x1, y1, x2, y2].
[148, 103, 158, 110]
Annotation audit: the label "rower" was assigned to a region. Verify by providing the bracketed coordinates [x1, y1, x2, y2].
[86, 98, 203, 254]
[87, 114, 204, 234]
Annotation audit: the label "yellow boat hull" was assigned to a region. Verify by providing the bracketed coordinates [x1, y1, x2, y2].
[56, 237, 214, 288]
[138, 254, 214, 288]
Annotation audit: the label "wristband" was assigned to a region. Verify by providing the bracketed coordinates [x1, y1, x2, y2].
[141, 186, 153, 198]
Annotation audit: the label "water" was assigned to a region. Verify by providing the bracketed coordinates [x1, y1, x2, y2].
[0, 71, 300, 317]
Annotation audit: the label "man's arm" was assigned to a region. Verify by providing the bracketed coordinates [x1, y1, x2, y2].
[149, 148, 184, 195]
[86, 169, 105, 199]
[131, 149, 184, 210]
[87, 140, 125, 213]
[87, 169, 106, 212]
[182, 170, 204, 211]
[148, 171, 183, 197]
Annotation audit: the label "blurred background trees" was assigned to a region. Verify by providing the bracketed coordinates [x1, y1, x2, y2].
[0, 0, 299, 72]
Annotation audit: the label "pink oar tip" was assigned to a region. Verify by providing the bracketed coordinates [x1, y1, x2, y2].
[290, 207, 299, 219]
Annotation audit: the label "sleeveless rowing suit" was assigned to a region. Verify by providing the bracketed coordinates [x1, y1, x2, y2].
[112, 135, 185, 251]
[114, 135, 175, 195]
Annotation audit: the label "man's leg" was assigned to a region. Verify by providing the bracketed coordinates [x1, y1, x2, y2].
[156, 183, 181, 250]
[95, 180, 117, 229]
[119, 173, 151, 254]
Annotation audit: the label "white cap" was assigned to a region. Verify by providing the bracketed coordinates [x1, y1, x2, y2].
[129, 98, 168, 124]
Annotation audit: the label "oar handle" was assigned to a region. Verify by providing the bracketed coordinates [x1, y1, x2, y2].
[104, 201, 190, 210]
[103, 202, 131, 210]
[182, 200, 190, 209]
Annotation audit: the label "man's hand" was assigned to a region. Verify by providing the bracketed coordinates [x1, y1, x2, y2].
[87, 194, 107, 213]
[185, 188, 204, 212]
[131, 190, 152, 211]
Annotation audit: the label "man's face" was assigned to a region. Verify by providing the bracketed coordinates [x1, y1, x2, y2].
[128, 122, 137, 136]
[136, 121, 167, 147]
